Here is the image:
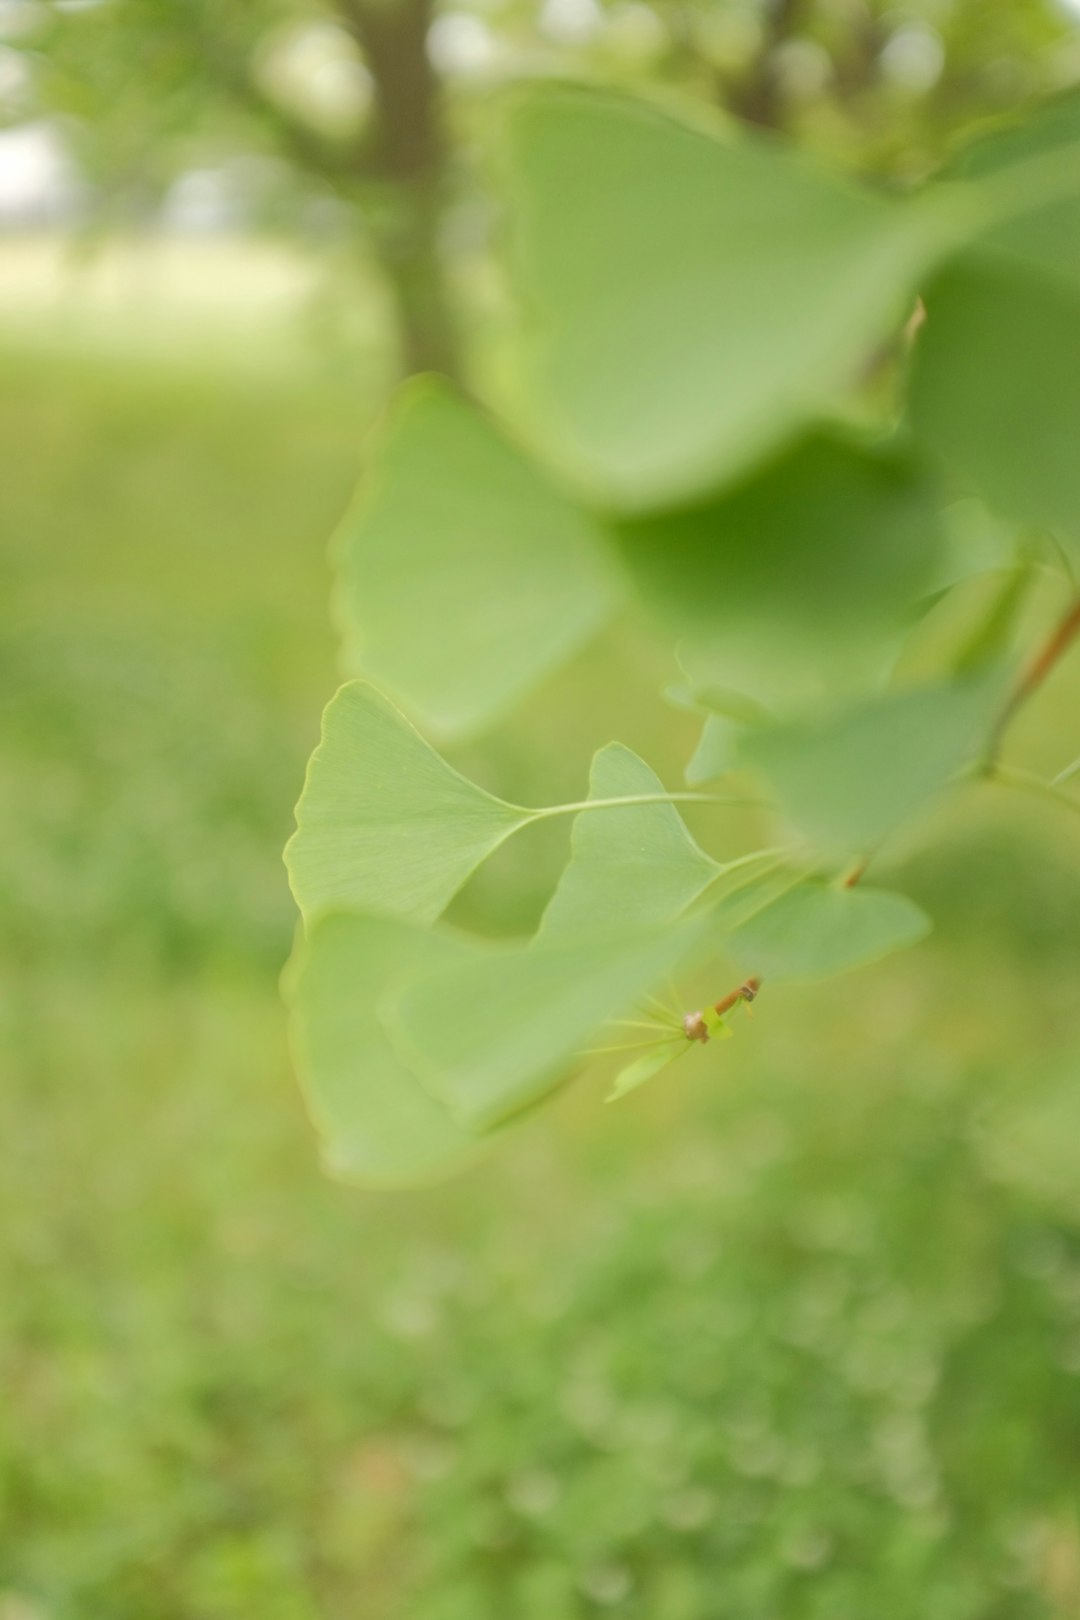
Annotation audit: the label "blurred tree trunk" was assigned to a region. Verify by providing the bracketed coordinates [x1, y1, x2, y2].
[342, 0, 462, 380]
[190, 0, 463, 381]
[728, 0, 804, 131]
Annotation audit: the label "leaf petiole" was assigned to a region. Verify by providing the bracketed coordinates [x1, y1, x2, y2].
[529, 791, 764, 820]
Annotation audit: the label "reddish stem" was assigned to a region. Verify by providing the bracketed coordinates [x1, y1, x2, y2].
[987, 595, 1080, 761]
[713, 977, 761, 1017]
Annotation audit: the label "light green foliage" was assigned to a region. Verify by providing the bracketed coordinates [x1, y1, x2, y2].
[730, 880, 932, 981]
[947, 89, 1080, 284]
[741, 679, 1000, 855]
[285, 913, 480, 1184]
[333, 380, 619, 740]
[501, 88, 951, 510]
[9, 302, 1080, 1620]
[390, 918, 710, 1130]
[618, 432, 944, 703]
[912, 90, 1080, 541]
[948, 562, 1036, 677]
[685, 712, 744, 785]
[912, 257, 1080, 540]
[285, 82, 1080, 1180]
[285, 682, 529, 924]
[8, 17, 1080, 1620]
[537, 744, 719, 941]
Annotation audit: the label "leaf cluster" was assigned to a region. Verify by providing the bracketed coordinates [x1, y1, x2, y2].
[285, 85, 1080, 1182]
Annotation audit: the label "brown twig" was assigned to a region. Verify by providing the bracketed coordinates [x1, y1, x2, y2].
[985, 595, 1080, 765]
[713, 977, 761, 1017]
[728, 0, 804, 131]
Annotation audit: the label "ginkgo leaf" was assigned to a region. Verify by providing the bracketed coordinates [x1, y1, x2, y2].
[285, 682, 529, 925]
[912, 257, 1080, 542]
[617, 432, 944, 701]
[740, 677, 1000, 856]
[285, 913, 482, 1185]
[686, 714, 744, 785]
[910, 93, 1080, 541]
[500, 87, 955, 511]
[729, 881, 931, 981]
[387, 917, 712, 1131]
[537, 743, 720, 942]
[945, 89, 1080, 289]
[332, 379, 620, 741]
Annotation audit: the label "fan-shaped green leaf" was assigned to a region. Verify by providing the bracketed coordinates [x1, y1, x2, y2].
[285, 913, 481, 1185]
[946, 90, 1080, 288]
[730, 881, 931, 981]
[333, 380, 620, 741]
[741, 678, 999, 855]
[388, 918, 711, 1130]
[501, 87, 953, 511]
[285, 682, 530, 924]
[912, 257, 1080, 541]
[686, 715, 744, 785]
[617, 433, 943, 700]
[538, 743, 719, 942]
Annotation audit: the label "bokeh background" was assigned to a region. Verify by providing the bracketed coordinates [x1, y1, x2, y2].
[6, 3, 1080, 1616]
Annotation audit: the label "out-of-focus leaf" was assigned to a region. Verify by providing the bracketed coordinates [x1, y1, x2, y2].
[617, 433, 943, 697]
[671, 669, 774, 726]
[949, 564, 1036, 675]
[333, 380, 620, 741]
[686, 715, 744, 785]
[708, 860, 809, 933]
[947, 90, 1080, 287]
[501, 87, 953, 511]
[926, 499, 1021, 597]
[285, 913, 481, 1185]
[388, 918, 710, 1130]
[730, 880, 931, 980]
[538, 743, 719, 941]
[286, 682, 529, 924]
[912, 257, 1080, 541]
[741, 678, 999, 855]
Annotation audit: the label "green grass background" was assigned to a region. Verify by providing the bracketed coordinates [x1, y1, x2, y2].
[4, 248, 1080, 1619]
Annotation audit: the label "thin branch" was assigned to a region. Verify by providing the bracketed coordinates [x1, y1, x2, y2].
[1052, 754, 1080, 788]
[985, 763, 1080, 825]
[189, 22, 369, 196]
[985, 595, 1080, 764]
[713, 977, 761, 1017]
[841, 858, 868, 889]
[728, 0, 804, 131]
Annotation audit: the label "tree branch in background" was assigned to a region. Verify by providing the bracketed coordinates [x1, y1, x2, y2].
[337, 0, 462, 379]
[194, 0, 461, 380]
[729, 0, 805, 132]
[830, 5, 887, 108]
[196, 34, 364, 197]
